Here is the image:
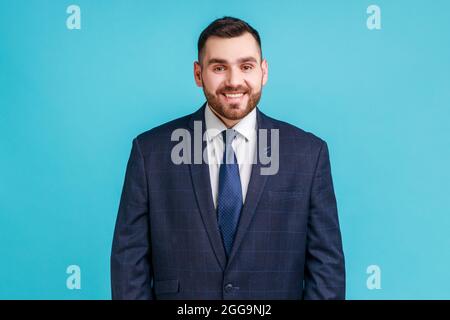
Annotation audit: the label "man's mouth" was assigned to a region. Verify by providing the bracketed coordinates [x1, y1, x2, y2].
[221, 92, 247, 102]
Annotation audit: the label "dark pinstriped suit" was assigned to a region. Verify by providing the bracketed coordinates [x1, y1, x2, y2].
[111, 103, 345, 299]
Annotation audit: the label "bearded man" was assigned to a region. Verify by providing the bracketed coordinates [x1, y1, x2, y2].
[111, 16, 345, 300]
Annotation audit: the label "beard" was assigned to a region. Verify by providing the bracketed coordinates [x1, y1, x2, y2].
[202, 81, 262, 121]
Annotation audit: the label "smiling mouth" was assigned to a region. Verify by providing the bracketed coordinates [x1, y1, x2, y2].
[221, 92, 246, 100]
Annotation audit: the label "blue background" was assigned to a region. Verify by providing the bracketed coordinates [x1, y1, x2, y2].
[1, 0, 449, 299]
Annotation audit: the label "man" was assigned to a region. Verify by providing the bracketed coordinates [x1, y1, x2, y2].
[111, 16, 345, 300]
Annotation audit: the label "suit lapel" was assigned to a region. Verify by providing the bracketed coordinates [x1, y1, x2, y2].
[188, 103, 227, 270]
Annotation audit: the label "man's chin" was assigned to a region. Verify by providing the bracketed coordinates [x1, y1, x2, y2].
[206, 93, 259, 121]
[222, 107, 248, 120]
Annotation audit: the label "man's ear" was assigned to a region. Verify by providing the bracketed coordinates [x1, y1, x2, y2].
[261, 59, 268, 86]
[194, 61, 203, 87]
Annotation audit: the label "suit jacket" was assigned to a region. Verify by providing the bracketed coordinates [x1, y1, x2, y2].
[111, 103, 345, 300]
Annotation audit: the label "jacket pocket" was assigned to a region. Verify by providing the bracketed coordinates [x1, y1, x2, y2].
[154, 279, 180, 295]
[268, 190, 304, 199]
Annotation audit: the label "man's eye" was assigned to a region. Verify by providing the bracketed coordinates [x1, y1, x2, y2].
[242, 65, 254, 71]
[213, 66, 226, 72]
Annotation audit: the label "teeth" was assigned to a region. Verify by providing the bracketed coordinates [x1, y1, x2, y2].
[224, 93, 244, 98]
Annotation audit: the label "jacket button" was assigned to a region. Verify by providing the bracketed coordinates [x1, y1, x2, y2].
[224, 283, 233, 293]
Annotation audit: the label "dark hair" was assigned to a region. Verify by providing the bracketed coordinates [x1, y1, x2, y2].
[197, 16, 262, 63]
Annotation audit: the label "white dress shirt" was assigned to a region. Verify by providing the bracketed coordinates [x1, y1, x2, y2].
[204, 103, 257, 209]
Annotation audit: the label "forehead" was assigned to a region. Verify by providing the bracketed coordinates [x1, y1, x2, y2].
[203, 32, 261, 63]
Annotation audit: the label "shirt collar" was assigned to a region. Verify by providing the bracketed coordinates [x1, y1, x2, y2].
[204, 103, 257, 143]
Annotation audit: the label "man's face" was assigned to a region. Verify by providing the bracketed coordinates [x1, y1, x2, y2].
[194, 32, 268, 124]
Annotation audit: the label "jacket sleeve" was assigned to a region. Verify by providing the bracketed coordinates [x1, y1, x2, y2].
[303, 140, 346, 299]
[110, 137, 154, 299]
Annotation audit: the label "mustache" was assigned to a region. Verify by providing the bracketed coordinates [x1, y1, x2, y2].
[218, 85, 250, 94]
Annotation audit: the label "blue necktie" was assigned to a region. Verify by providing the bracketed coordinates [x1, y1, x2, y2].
[217, 129, 243, 258]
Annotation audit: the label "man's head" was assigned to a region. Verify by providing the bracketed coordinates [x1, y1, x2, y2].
[194, 17, 268, 127]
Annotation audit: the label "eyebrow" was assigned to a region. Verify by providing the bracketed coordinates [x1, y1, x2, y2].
[206, 56, 259, 66]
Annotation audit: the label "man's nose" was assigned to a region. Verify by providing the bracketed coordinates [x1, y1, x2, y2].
[225, 67, 244, 88]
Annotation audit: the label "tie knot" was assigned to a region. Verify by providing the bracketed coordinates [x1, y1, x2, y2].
[221, 129, 237, 147]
